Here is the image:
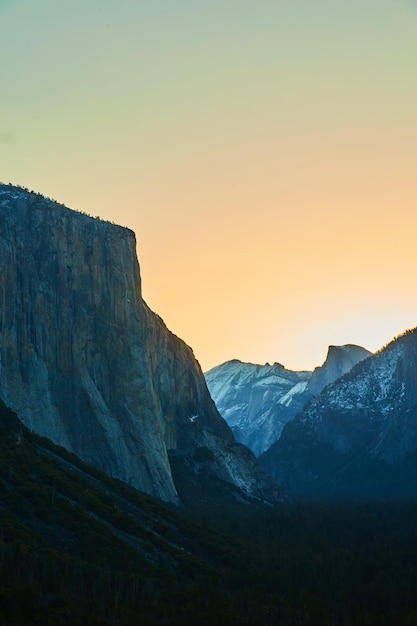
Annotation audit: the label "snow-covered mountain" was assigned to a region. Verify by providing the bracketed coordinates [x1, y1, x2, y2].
[205, 360, 311, 456]
[205, 345, 370, 457]
[260, 329, 417, 498]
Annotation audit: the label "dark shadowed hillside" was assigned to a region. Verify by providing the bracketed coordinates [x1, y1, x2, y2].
[2, 399, 417, 625]
[261, 328, 417, 499]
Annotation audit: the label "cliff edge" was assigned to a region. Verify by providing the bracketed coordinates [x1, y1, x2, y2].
[0, 184, 279, 504]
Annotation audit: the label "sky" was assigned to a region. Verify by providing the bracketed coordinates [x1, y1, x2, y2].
[1, 0, 417, 372]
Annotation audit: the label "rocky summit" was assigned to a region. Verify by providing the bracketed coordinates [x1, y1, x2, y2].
[308, 344, 372, 396]
[0, 184, 279, 504]
[205, 360, 311, 456]
[260, 328, 417, 498]
[205, 345, 371, 457]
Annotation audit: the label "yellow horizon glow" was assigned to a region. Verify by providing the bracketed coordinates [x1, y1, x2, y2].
[1, 0, 417, 371]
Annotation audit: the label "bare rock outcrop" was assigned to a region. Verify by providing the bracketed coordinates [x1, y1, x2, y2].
[0, 184, 279, 504]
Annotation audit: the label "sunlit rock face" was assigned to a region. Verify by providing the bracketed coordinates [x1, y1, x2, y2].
[260, 329, 417, 498]
[205, 346, 371, 457]
[0, 184, 279, 504]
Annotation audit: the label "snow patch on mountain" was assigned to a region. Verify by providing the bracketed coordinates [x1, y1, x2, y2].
[205, 345, 371, 457]
[279, 381, 309, 407]
[260, 328, 417, 497]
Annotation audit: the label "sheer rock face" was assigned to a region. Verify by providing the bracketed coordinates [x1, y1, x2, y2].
[308, 344, 371, 396]
[0, 185, 279, 504]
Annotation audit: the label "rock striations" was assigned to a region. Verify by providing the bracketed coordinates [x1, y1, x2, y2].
[0, 184, 279, 504]
[205, 360, 311, 456]
[260, 329, 417, 498]
[205, 345, 371, 457]
[308, 344, 372, 396]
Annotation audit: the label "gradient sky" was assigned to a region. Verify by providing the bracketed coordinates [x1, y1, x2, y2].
[1, 1, 417, 371]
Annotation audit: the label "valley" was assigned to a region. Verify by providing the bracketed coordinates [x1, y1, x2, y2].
[2, 399, 417, 625]
[1, 185, 417, 624]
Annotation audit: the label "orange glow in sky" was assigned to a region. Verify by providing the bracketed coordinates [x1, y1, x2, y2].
[1, 1, 417, 371]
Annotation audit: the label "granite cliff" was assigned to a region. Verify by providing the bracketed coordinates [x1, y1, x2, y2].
[308, 344, 371, 396]
[0, 184, 279, 504]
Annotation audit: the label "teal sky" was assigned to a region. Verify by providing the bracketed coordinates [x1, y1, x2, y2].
[1, 1, 417, 370]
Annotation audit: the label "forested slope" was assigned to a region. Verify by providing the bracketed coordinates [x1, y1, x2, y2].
[2, 399, 417, 625]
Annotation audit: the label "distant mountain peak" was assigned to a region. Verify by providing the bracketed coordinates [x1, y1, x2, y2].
[260, 327, 417, 498]
[308, 344, 372, 396]
[205, 344, 371, 457]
